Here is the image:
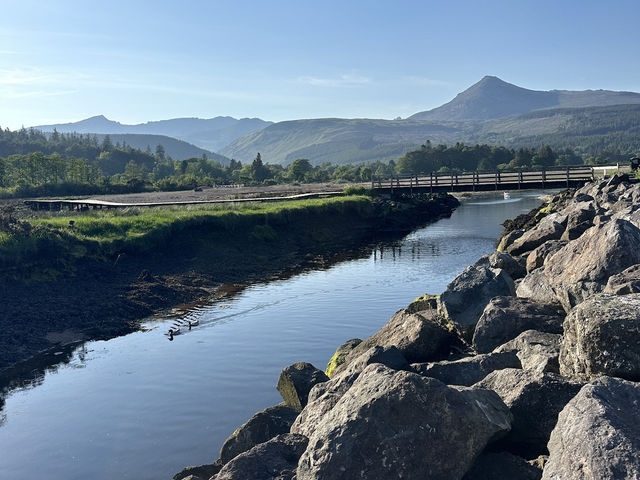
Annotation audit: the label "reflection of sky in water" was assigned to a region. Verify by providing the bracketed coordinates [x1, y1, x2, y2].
[0, 191, 549, 480]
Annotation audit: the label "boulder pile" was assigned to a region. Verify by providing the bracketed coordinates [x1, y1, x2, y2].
[174, 174, 640, 480]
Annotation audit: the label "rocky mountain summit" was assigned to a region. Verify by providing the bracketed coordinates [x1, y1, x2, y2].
[174, 174, 640, 480]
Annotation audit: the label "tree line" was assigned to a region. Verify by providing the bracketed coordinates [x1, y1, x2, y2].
[0, 125, 635, 198]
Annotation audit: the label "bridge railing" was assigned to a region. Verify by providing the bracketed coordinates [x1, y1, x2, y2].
[372, 166, 595, 192]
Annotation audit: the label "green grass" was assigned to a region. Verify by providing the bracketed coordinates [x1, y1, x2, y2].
[0, 196, 373, 273]
[33, 195, 369, 242]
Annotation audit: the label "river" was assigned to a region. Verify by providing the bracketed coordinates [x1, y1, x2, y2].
[0, 191, 549, 480]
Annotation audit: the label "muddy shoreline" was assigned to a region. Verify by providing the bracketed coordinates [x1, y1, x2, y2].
[0, 194, 459, 372]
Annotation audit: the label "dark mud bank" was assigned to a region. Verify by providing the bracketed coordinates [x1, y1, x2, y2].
[0, 194, 459, 371]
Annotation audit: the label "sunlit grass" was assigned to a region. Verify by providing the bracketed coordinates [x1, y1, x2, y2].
[27, 195, 371, 246]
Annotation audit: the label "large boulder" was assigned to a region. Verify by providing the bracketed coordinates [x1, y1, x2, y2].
[506, 213, 567, 257]
[560, 201, 596, 241]
[525, 240, 567, 273]
[542, 377, 640, 480]
[215, 433, 308, 480]
[463, 452, 542, 480]
[494, 330, 562, 374]
[438, 264, 515, 340]
[472, 297, 564, 354]
[474, 368, 583, 456]
[324, 338, 361, 378]
[412, 351, 521, 386]
[276, 362, 329, 411]
[334, 309, 458, 376]
[219, 405, 299, 464]
[515, 269, 559, 305]
[292, 346, 410, 438]
[297, 364, 512, 480]
[497, 229, 525, 253]
[544, 219, 640, 310]
[559, 293, 640, 381]
[604, 263, 640, 295]
[484, 251, 527, 280]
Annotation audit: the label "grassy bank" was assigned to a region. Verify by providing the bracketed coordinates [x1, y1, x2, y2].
[2, 195, 379, 278]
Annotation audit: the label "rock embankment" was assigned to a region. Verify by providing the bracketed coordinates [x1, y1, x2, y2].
[174, 175, 640, 480]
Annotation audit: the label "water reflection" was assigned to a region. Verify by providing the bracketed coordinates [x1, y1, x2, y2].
[0, 191, 550, 480]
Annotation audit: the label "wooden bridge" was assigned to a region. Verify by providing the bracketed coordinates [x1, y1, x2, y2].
[372, 166, 595, 194]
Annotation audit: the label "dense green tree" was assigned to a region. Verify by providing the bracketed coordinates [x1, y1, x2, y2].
[288, 158, 313, 182]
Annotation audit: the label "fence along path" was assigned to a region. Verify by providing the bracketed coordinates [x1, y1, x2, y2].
[372, 166, 595, 194]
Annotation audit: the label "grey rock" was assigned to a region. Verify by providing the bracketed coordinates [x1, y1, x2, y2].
[412, 351, 521, 386]
[475, 368, 583, 455]
[560, 201, 596, 241]
[525, 240, 567, 273]
[487, 251, 527, 280]
[291, 363, 361, 438]
[334, 309, 458, 375]
[506, 213, 567, 257]
[292, 346, 409, 438]
[277, 362, 329, 411]
[463, 452, 542, 480]
[438, 264, 516, 340]
[219, 405, 299, 464]
[494, 330, 562, 373]
[545, 219, 640, 310]
[297, 364, 512, 480]
[560, 293, 640, 381]
[472, 296, 564, 354]
[324, 338, 361, 378]
[516, 269, 559, 305]
[173, 463, 221, 480]
[604, 263, 640, 295]
[497, 229, 525, 253]
[215, 433, 308, 480]
[543, 377, 640, 480]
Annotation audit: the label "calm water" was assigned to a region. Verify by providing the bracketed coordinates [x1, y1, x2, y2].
[0, 191, 548, 480]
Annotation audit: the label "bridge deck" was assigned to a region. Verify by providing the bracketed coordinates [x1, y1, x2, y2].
[373, 167, 595, 194]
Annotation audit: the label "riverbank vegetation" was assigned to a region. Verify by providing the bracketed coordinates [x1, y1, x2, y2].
[0, 192, 459, 369]
[0, 126, 634, 199]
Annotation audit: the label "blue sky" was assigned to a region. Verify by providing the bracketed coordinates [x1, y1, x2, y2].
[1, 0, 639, 129]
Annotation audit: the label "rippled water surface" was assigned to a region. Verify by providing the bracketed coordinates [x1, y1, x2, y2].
[0, 191, 549, 480]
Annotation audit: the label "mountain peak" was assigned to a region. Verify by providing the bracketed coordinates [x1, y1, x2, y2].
[410, 76, 556, 121]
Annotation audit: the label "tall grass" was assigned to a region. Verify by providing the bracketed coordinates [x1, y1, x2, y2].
[0, 196, 373, 269]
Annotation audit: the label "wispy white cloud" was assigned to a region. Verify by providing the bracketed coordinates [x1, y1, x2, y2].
[297, 73, 372, 87]
[0, 88, 77, 99]
[398, 76, 451, 87]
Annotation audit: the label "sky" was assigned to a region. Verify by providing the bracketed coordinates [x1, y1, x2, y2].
[1, 0, 640, 130]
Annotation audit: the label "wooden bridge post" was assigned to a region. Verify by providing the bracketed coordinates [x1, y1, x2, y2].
[472, 172, 476, 192]
[390, 176, 393, 194]
[430, 172, 433, 193]
[566, 167, 570, 188]
[450, 173, 454, 191]
[542, 169, 546, 189]
[410, 175, 413, 196]
[518, 171, 522, 189]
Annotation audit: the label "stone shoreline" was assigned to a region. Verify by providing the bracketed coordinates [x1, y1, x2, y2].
[175, 175, 640, 480]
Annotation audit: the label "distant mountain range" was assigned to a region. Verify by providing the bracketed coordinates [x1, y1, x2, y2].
[409, 75, 640, 121]
[34, 115, 272, 156]
[32, 77, 640, 165]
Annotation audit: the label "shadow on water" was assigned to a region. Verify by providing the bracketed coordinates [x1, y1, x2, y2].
[0, 342, 89, 422]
